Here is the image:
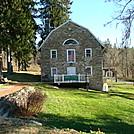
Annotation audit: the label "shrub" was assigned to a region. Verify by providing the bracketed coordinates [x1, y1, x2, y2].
[18, 88, 47, 117]
[7, 86, 47, 117]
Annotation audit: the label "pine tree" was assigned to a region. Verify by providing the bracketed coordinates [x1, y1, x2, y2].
[0, 0, 38, 73]
[38, 0, 73, 44]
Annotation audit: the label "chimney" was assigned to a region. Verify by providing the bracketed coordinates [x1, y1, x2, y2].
[45, 19, 50, 36]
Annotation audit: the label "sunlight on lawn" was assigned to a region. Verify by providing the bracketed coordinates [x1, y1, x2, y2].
[34, 82, 134, 134]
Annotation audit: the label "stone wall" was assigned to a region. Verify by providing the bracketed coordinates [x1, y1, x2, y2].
[0, 86, 45, 118]
[41, 21, 104, 90]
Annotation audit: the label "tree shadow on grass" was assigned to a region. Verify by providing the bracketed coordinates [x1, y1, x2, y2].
[73, 92, 104, 99]
[39, 113, 134, 134]
[3, 72, 41, 82]
[73, 89, 134, 101]
[109, 91, 134, 100]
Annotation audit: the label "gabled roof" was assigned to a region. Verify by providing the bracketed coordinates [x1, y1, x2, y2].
[38, 20, 104, 50]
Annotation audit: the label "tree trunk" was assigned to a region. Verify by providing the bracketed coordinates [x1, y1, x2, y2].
[21, 61, 24, 71]
[24, 60, 27, 71]
[18, 59, 21, 71]
[115, 72, 118, 82]
[7, 48, 13, 74]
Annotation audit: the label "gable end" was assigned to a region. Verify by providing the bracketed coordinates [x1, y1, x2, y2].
[38, 20, 104, 50]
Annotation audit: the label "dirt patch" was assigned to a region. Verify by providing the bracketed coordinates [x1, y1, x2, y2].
[0, 117, 81, 134]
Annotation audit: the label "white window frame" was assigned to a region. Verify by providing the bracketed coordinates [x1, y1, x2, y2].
[50, 49, 57, 58]
[63, 38, 79, 45]
[51, 67, 58, 76]
[85, 66, 92, 76]
[85, 48, 92, 57]
[67, 49, 76, 63]
[106, 71, 113, 77]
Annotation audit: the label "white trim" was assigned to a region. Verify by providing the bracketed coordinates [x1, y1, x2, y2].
[51, 67, 58, 76]
[50, 49, 57, 58]
[62, 38, 79, 45]
[67, 49, 76, 63]
[54, 74, 88, 83]
[106, 71, 113, 77]
[38, 20, 104, 51]
[85, 48, 92, 57]
[85, 66, 92, 76]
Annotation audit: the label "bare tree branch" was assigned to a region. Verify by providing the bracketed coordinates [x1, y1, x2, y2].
[105, 0, 134, 46]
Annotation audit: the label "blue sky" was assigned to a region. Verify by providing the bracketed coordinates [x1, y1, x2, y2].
[70, 0, 123, 45]
[70, 0, 134, 47]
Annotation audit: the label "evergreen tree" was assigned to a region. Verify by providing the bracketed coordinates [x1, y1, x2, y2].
[38, 0, 73, 44]
[0, 0, 38, 72]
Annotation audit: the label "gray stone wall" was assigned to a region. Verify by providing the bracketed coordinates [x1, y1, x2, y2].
[41, 21, 103, 90]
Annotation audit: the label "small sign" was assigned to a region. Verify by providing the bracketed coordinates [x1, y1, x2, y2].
[64, 75, 78, 81]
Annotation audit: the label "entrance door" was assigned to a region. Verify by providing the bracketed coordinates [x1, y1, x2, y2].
[67, 67, 76, 75]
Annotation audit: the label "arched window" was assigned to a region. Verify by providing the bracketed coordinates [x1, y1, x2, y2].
[63, 39, 79, 45]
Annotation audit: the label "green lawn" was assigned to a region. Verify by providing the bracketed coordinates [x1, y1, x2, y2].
[34, 82, 134, 134]
[3, 72, 41, 82]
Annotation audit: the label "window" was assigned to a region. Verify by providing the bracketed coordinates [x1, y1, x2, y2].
[50, 50, 57, 58]
[85, 66, 92, 75]
[67, 49, 76, 63]
[63, 39, 79, 45]
[85, 48, 92, 57]
[106, 71, 113, 77]
[51, 67, 57, 76]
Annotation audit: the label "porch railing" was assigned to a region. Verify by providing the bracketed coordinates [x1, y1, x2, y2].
[54, 74, 89, 83]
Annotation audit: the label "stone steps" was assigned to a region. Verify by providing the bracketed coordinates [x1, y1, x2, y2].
[0, 97, 12, 118]
[2, 108, 11, 118]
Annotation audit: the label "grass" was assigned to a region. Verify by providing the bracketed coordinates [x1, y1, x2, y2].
[1, 71, 134, 133]
[0, 84, 14, 91]
[3, 71, 41, 82]
[33, 82, 134, 134]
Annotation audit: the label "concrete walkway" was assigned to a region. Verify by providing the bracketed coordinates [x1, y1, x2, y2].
[117, 80, 134, 84]
[0, 83, 29, 98]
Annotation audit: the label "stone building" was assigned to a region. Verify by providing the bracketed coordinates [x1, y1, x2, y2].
[40, 20, 104, 90]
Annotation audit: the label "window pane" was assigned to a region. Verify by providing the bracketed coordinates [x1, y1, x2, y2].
[51, 50, 57, 58]
[64, 39, 78, 45]
[52, 51, 56, 58]
[53, 69, 56, 74]
[87, 68, 91, 74]
[86, 49, 91, 57]
[68, 50, 74, 62]
[85, 48, 92, 57]
[51, 68, 57, 76]
[86, 67, 92, 75]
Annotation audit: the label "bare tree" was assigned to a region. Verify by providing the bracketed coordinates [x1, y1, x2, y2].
[105, 0, 134, 46]
[103, 41, 121, 81]
[104, 40, 134, 81]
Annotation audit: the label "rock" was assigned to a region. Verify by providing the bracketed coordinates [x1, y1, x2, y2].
[53, 86, 59, 89]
